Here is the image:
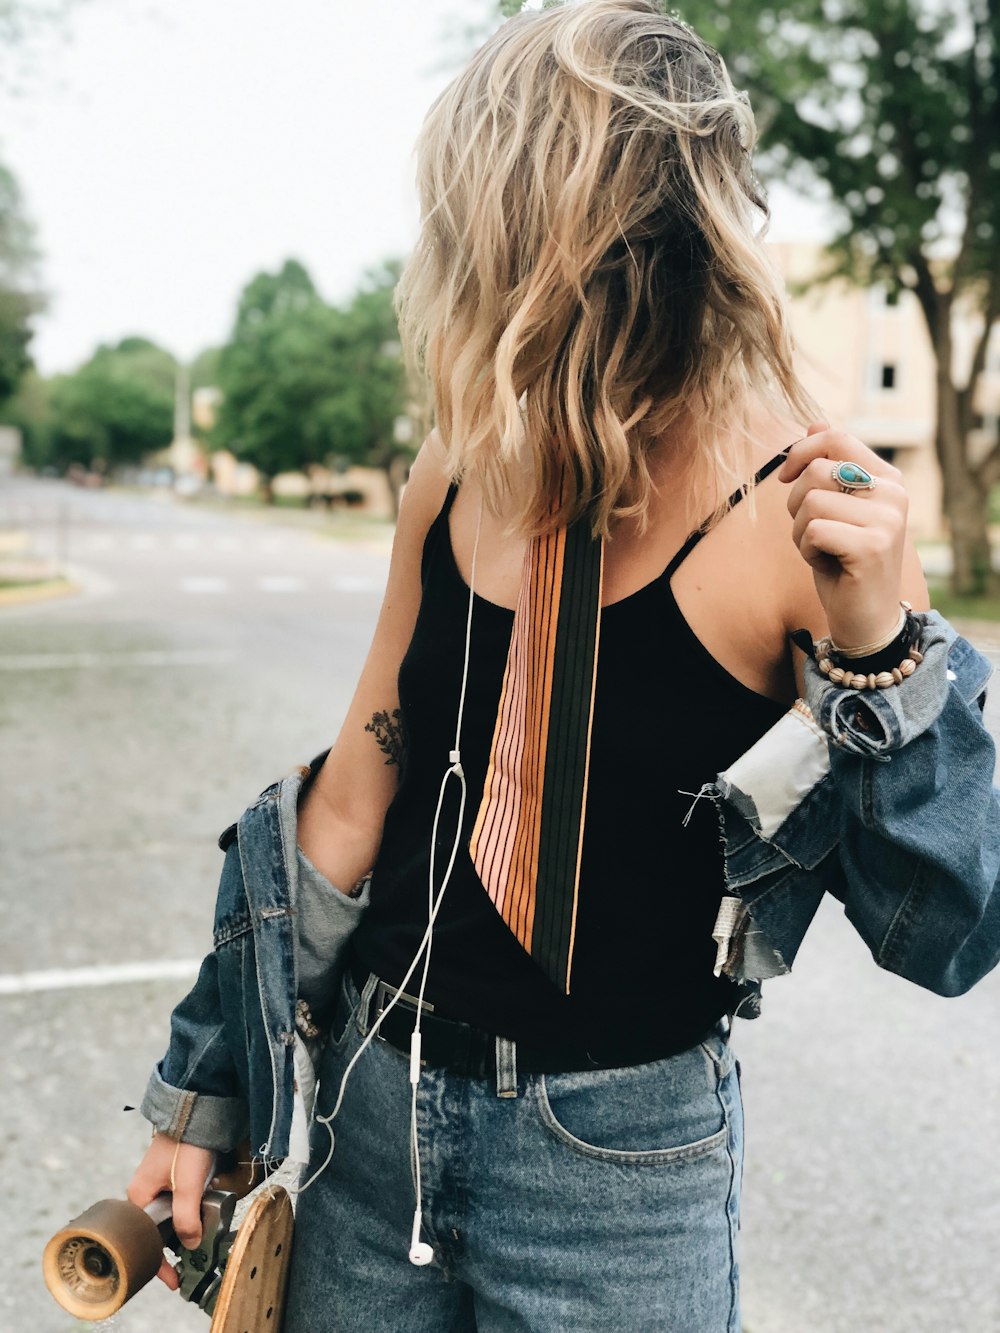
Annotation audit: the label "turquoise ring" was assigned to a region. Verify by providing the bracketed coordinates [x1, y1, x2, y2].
[832, 460, 877, 493]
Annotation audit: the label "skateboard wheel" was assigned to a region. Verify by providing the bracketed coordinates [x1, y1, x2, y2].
[43, 1198, 164, 1320]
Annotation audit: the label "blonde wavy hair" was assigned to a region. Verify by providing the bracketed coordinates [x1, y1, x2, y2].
[395, 0, 823, 538]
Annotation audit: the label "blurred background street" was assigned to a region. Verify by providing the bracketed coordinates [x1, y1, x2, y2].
[1, 473, 999, 1333]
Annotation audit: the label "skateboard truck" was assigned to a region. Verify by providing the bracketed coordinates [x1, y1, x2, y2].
[169, 1187, 238, 1315]
[44, 1150, 294, 1330]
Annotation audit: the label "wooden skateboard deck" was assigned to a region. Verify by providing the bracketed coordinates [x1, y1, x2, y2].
[210, 1185, 294, 1333]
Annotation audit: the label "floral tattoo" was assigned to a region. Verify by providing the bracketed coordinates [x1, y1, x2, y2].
[365, 708, 405, 767]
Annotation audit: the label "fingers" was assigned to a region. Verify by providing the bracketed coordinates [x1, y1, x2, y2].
[127, 1133, 211, 1261]
[784, 454, 908, 531]
[778, 425, 901, 490]
[169, 1145, 211, 1250]
[796, 514, 900, 571]
[126, 1138, 171, 1211]
[158, 1255, 180, 1290]
[790, 486, 905, 552]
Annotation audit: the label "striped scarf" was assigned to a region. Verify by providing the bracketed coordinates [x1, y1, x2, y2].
[468, 485, 604, 996]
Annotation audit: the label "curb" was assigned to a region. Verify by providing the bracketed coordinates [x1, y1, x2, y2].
[0, 579, 80, 609]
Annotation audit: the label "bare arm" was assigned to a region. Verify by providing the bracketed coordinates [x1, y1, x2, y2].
[296, 433, 451, 893]
[779, 423, 930, 699]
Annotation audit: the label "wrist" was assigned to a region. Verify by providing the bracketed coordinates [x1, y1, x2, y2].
[829, 604, 907, 658]
[816, 604, 924, 689]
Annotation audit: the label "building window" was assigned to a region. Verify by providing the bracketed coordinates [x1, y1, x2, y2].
[880, 363, 897, 390]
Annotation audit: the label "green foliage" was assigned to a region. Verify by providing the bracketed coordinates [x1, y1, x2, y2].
[672, 0, 998, 300]
[212, 257, 409, 486]
[0, 162, 45, 406]
[40, 337, 175, 471]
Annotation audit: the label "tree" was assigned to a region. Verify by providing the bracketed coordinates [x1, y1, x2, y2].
[44, 337, 176, 471]
[0, 162, 44, 408]
[213, 260, 343, 496]
[212, 258, 412, 508]
[320, 260, 413, 515]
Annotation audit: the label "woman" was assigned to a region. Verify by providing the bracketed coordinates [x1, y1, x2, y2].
[129, 3, 1000, 1329]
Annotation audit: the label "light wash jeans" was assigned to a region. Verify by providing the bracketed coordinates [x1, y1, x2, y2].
[284, 965, 744, 1333]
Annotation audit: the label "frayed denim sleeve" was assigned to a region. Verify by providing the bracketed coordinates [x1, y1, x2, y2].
[815, 620, 1000, 996]
[802, 611, 954, 759]
[138, 950, 250, 1149]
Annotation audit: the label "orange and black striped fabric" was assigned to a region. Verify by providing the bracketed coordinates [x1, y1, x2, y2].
[469, 501, 604, 995]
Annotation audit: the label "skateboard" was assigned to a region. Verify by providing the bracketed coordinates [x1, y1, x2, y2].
[43, 1149, 294, 1331]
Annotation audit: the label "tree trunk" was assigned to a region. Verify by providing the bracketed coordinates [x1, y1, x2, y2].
[946, 476, 996, 596]
[931, 341, 998, 596]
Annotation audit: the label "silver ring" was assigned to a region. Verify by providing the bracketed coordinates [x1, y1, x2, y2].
[832, 460, 878, 494]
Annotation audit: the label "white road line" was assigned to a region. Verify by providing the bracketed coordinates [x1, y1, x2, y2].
[180, 576, 228, 594]
[332, 575, 379, 593]
[0, 649, 235, 670]
[0, 959, 202, 996]
[129, 534, 156, 550]
[259, 576, 304, 593]
[212, 536, 241, 552]
[258, 537, 286, 552]
[85, 534, 115, 551]
[172, 533, 200, 550]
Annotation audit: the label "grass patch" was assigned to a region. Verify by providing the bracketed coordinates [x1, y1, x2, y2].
[0, 576, 76, 606]
[0, 576, 61, 590]
[929, 584, 1000, 623]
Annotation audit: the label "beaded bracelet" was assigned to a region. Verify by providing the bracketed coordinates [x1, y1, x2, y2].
[815, 604, 923, 690]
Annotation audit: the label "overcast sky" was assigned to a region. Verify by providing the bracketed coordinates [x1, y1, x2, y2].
[1, 0, 832, 376]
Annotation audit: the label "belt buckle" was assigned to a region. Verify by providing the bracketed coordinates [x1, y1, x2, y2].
[372, 977, 433, 1041]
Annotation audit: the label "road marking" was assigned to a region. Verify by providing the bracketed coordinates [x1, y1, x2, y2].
[180, 576, 228, 594]
[85, 534, 115, 551]
[0, 959, 202, 996]
[259, 576, 304, 593]
[130, 534, 156, 550]
[332, 575, 379, 593]
[212, 535, 241, 552]
[258, 537, 286, 552]
[0, 649, 235, 670]
[172, 533, 200, 550]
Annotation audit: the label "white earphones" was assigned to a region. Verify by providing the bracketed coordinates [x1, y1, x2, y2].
[296, 490, 485, 1274]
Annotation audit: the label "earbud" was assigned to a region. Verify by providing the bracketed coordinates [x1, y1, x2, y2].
[409, 1212, 434, 1266]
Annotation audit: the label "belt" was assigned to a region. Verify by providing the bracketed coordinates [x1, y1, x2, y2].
[349, 957, 720, 1078]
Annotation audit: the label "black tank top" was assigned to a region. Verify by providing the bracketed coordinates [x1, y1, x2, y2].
[351, 456, 788, 1062]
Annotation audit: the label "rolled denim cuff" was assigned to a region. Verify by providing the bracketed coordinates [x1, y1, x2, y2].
[139, 1061, 250, 1151]
[803, 610, 952, 758]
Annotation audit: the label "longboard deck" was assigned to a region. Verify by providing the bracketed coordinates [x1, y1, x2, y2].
[210, 1185, 294, 1333]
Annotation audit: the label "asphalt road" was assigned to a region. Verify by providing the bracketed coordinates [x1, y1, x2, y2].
[2, 475, 998, 1333]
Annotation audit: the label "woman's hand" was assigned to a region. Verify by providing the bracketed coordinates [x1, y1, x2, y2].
[127, 1133, 215, 1290]
[779, 422, 910, 650]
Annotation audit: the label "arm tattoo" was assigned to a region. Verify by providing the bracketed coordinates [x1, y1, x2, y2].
[365, 708, 405, 767]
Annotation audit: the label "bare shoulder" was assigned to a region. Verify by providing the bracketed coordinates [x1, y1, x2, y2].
[395, 428, 452, 538]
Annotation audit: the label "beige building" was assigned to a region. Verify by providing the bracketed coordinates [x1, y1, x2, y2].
[768, 240, 1000, 540]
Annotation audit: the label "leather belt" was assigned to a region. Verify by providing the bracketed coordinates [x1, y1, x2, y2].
[349, 957, 718, 1078]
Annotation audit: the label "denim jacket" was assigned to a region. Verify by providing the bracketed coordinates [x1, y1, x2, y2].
[140, 611, 1000, 1165]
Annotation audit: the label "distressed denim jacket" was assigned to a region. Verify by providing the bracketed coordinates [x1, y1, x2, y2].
[140, 611, 1000, 1165]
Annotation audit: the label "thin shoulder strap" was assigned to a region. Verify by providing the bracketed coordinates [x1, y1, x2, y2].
[663, 449, 789, 581]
